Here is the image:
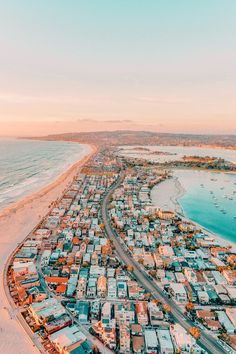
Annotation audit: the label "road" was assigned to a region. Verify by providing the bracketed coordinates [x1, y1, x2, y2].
[37, 253, 113, 354]
[101, 176, 228, 354]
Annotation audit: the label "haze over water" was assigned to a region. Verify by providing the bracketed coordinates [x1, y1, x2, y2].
[0, 139, 89, 210]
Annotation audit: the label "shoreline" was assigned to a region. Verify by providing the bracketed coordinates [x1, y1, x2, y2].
[0, 143, 97, 354]
[151, 175, 236, 252]
[0, 143, 93, 218]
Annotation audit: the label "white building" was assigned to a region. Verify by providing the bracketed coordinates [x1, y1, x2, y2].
[169, 283, 187, 303]
[144, 329, 158, 353]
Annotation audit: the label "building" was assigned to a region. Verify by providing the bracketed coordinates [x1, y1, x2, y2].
[170, 324, 196, 351]
[75, 301, 89, 324]
[119, 323, 131, 353]
[136, 302, 148, 326]
[49, 325, 92, 354]
[216, 311, 235, 334]
[97, 275, 107, 298]
[148, 302, 164, 325]
[226, 308, 236, 327]
[157, 329, 174, 354]
[107, 278, 117, 299]
[117, 281, 127, 298]
[144, 329, 158, 353]
[169, 283, 187, 303]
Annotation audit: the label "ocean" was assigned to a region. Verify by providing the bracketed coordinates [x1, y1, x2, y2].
[0, 139, 90, 210]
[120, 145, 236, 245]
[175, 170, 236, 245]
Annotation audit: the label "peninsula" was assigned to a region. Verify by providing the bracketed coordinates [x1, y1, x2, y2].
[4, 141, 236, 354]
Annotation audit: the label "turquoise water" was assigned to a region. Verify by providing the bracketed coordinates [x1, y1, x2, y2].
[0, 139, 89, 210]
[126, 144, 236, 245]
[175, 170, 236, 244]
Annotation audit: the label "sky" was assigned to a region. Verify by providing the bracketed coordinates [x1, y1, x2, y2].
[0, 0, 236, 136]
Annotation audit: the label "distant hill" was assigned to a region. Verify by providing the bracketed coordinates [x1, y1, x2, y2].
[25, 130, 236, 149]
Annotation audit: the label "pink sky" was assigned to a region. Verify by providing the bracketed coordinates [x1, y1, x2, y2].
[0, 1, 236, 136]
[1, 116, 235, 137]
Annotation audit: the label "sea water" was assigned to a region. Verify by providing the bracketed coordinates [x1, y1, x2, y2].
[0, 139, 90, 210]
[123, 145, 236, 245]
[175, 170, 236, 245]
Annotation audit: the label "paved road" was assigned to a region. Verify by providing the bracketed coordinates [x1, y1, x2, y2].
[37, 253, 114, 354]
[101, 176, 228, 354]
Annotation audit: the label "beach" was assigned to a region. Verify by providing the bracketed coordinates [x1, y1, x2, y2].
[0, 144, 96, 354]
[151, 176, 236, 252]
[151, 177, 185, 214]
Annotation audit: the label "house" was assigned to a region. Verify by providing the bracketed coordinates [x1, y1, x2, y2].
[222, 270, 236, 285]
[170, 324, 196, 351]
[148, 302, 164, 325]
[86, 278, 97, 298]
[136, 302, 148, 326]
[157, 329, 174, 354]
[49, 325, 92, 354]
[144, 329, 158, 354]
[107, 278, 117, 299]
[196, 310, 215, 321]
[119, 324, 130, 353]
[197, 290, 210, 304]
[132, 336, 145, 354]
[169, 283, 187, 303]
[117, 281, 127, 298]
[226, 308, 236, 327]
[216, 311, 235, 334]
[75, 301, 89, 324]
[97, 275, 107, 298]
[205, 319, 221, 331]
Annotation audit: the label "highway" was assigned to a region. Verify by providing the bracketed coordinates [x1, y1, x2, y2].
[101, 176, 228, 354]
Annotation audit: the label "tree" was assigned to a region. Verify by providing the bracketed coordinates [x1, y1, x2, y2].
[185, 302, 195, 312]
[163, 304, 171, 313]
[127, 266, 134, 272]
[152, 299, 161, 306]
[189, 327, 201, 339]
[144, 292, 151, 300]
[92, 345, 99, 354]
[219, 329, 231, 344]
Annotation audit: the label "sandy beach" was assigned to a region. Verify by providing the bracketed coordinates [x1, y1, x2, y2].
[151, 176, 236, 252]
[151, 177, 185, 214]
[0, 144, 96, 354]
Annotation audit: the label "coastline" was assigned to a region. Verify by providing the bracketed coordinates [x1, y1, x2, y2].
[0, 143, 97, 354]
[151, 176, 185, 214]
[151, 176, 236, 252]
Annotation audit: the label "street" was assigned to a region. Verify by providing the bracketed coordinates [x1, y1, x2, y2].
[101, 176, 228, 354]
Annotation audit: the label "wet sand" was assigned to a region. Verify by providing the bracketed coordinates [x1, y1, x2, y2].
[0, 144, 96, 354]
